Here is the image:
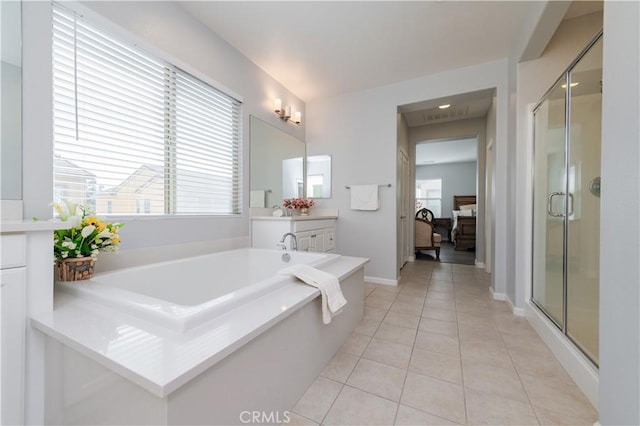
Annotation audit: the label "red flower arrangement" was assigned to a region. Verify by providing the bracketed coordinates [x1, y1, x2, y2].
[282, 197, 315, 210]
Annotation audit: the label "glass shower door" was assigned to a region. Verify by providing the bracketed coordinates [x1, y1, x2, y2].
[532, 80, 567, 328]
[566, 37, 602, 364]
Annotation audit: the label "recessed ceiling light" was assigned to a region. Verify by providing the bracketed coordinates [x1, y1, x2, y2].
[438, 104, 451, 109]
[561, 82, 579, 89]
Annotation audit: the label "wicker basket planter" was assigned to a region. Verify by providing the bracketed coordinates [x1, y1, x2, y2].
[57, 257, 96, 282]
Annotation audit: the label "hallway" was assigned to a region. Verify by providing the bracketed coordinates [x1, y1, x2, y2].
[291, 260, 597, 425]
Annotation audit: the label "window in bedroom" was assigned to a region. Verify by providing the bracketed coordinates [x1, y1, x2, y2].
[51, 4, 241, 216]
[416, 178, 442, 217]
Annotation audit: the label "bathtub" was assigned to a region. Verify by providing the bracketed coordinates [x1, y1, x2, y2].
[56, 248, 340, 332]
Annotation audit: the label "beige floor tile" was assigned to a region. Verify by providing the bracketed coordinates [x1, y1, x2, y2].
[459, 340, 513, 370]
[425, 293, 455, 304]
[400, 372, 466, 424]
[419, 317, 459, 337]
[398, 287, 428, 298]
[371, 285, 402, 295]
[346, 358, 407, 402]
[340, 332, 372, 357]
[364, 306, 387, 321]
[323, 385, 398, 426]
[464, 387, 539, 425]
[414, 330, 460, 356]
[394, 404, 461, 425]
[409, 347, 462, 384]
[457, 323, 503, 344]
[422, 306, 458, 323]
[365, 293, 395, 310]
[383, 311, 421, 330]
[423, 298, 457, 311]
[286, 412, 319, 426]
[501, 329, 553, 356]
[462, 361, 529, 403]
[293, 376, 343, 423]
[533, 405, 598, 425]
[320, 351, 359, 383]
[375, 322, 417, 347]
[363, 337, 412, 369]
[390, 300, 424, 316]
[354, 317, 382, 336]
[430, 272, 453, 282]
[395, 293, 425, 305]
[519, 374, 598, 420]
[509, 347, 574, 383]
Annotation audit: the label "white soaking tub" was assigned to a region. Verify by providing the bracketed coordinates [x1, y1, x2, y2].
[56, 248, 340, 332]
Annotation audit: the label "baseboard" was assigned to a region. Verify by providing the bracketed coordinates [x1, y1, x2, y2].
[474, 260, 485, 268]
[525, 302, 599, 409]
[364, 276, 399, 286]
[408, 256, 415, 262]
[489, 288, 524, 316]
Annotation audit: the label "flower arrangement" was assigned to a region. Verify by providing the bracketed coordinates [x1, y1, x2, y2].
[282, 197, 315, 210]
[51, 200, 123, 261]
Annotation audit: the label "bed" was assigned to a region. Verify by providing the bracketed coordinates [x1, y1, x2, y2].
[451, 195, 476, 251]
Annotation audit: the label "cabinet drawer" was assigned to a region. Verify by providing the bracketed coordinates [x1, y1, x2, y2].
[293, 219, 336, 233]
[1, 234, 27, 268]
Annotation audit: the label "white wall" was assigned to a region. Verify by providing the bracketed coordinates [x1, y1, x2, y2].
[1, 61, 22, 200]
[599, 1, 640, 423]
[307, 59, 510, 283]
[485, 95, 497, 273]
[415, 161, 477, 217]
[22, 1, 304, 259]
[515, 11, 603, 309]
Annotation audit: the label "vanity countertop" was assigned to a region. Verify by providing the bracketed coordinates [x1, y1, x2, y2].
[0, 219, 71, 233]
[250, 215, 338, 221]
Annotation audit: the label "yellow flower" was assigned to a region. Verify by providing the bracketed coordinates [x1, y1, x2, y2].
[96, 221, 107, 232]
[84, 216, 99, 226]
[111, 235, 120, 244]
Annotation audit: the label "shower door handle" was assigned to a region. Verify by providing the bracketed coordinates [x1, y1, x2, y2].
[547, 192, 566, 217]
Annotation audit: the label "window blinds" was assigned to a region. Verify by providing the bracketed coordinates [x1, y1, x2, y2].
[52, 4, 241, 215]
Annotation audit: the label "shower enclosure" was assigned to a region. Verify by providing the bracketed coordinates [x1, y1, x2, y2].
[532, 32, 602, 366]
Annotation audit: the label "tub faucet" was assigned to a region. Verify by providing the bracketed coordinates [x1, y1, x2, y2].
[279, 233, 297, 251]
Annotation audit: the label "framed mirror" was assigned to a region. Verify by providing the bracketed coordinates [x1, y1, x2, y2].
[249, 116, 305, 208]
[1, 0, 22, 199]
[306, 155, 332, 198]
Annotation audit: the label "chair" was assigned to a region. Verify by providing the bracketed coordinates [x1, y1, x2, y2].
[415, 208, 442, 259]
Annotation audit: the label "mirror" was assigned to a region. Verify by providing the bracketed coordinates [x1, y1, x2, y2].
[1, 0, 22, 199]
[250, 116, 305, 208]
[306, 155, 332, 198]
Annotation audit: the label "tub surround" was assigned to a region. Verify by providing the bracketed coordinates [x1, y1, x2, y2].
[32, 254, 366, 424]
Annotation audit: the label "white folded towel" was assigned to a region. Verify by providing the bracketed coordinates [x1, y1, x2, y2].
[278, 264, 347, 324]
[250, 190, 266, 208]
[350, 184, 379, 210]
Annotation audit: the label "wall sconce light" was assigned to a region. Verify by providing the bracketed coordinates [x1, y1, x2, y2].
[274, 98, 302, 125]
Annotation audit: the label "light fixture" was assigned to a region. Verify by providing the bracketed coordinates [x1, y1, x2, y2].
[274, 98, 302, 125]
[438, 104, 451, 109]
[561, 82, 579, 89]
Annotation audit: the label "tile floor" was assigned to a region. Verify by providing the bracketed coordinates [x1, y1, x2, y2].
[290, 260, 598, 425]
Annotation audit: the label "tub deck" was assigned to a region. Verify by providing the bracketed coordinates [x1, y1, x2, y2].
[32, 255, 367, 413]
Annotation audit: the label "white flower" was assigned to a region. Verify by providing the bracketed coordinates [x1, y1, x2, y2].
[61, 241, 76, 250]
[61, 251, 69, 258]
[81, 225, 96, 238]
[50, 202, 68, 221]
[67, 215, 82, 229]
[63, 199, 79, 217]
[91, 249, 99, 257]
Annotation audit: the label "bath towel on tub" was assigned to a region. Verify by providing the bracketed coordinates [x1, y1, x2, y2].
[278, 264, 347, 324]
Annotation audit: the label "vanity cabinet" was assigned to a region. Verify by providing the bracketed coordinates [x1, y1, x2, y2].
[251, 217, 337, 253]
[1, 234, 27, 426]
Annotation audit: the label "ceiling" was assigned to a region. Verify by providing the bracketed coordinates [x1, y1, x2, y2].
[180, 1, 536, 101]
[416, 138, 478, 166]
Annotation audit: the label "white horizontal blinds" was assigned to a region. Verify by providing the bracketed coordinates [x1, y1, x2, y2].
[52, 3, 241, 215]
[174, 70, 241, 214]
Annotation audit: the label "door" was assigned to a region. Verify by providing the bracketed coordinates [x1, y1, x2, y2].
[566, 36, 602, 364]
[399, 150, 410, 266]
[532, 33, 602, 366]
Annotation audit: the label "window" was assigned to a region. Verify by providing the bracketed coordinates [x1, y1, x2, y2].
[416, 179, 442, 217]
[52, 4, 241, 216]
